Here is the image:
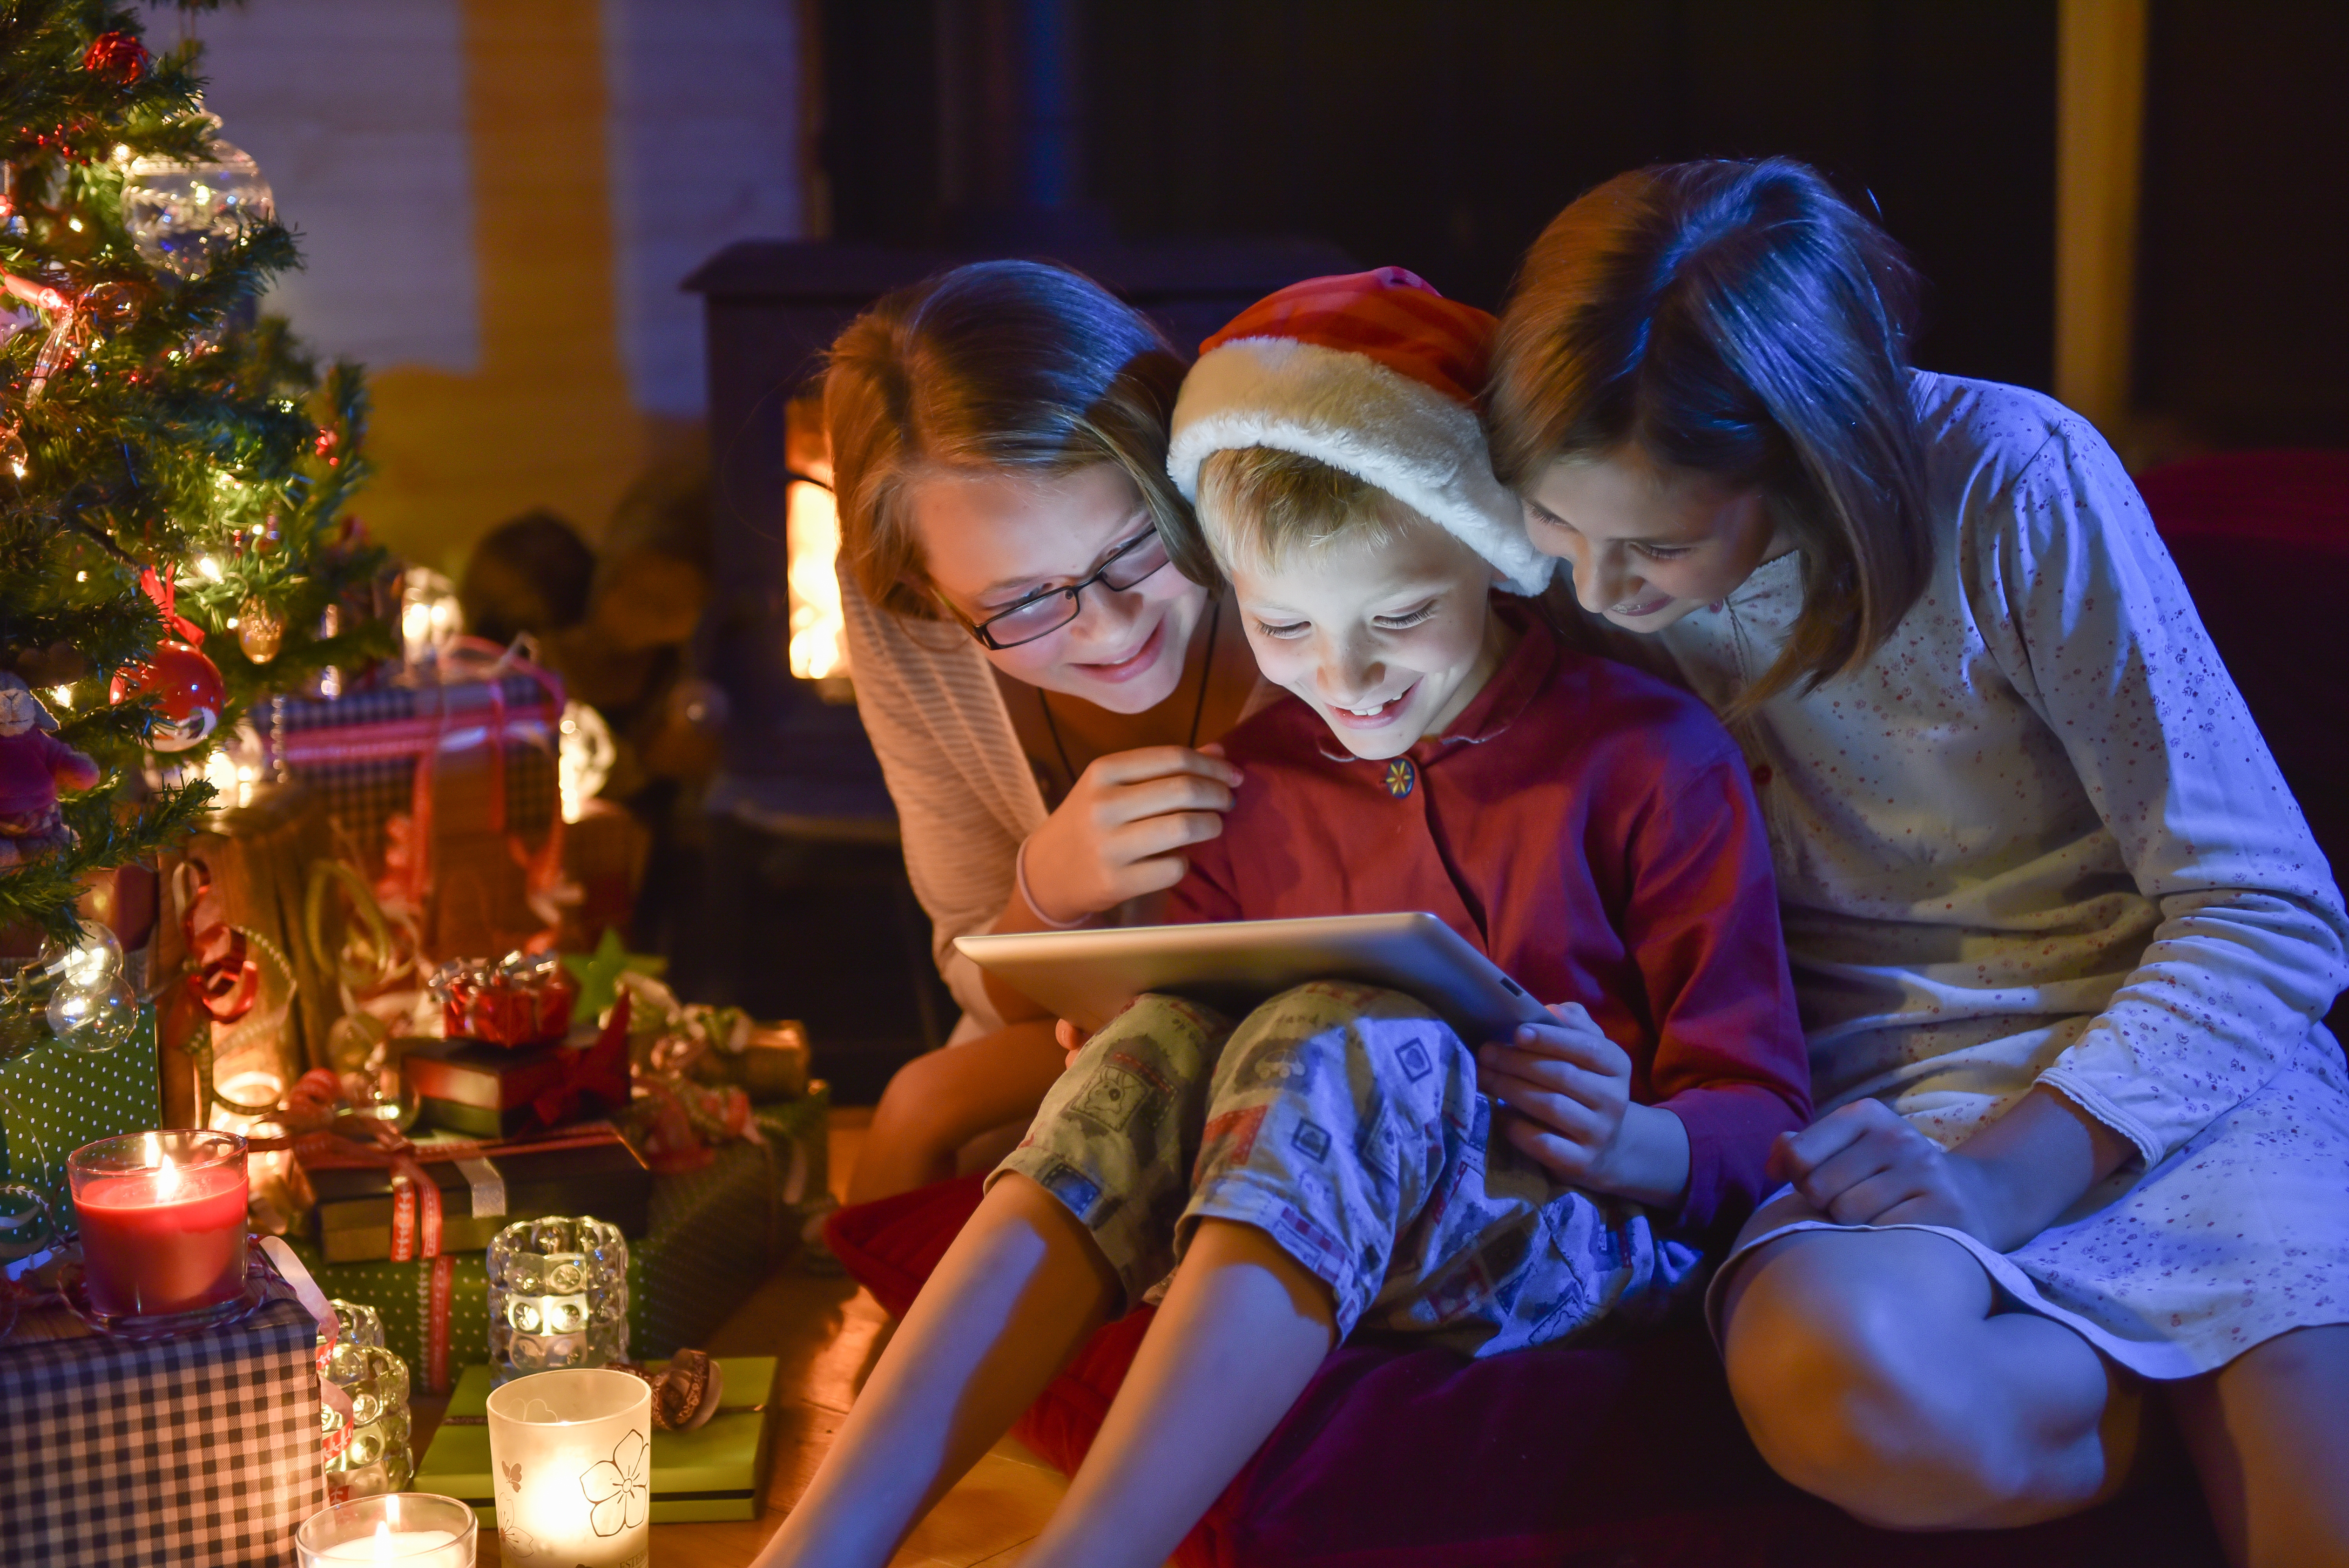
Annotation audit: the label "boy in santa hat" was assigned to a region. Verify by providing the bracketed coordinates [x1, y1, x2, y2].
[763, 270, 1808, 1568]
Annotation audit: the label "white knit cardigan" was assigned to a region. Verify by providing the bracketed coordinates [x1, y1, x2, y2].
[840, 568, 1049, 1034]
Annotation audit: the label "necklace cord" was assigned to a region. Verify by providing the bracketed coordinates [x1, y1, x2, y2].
[1039, 596, 1223, 791]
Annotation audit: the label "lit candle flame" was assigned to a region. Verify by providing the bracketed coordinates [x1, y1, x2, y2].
[371, 1519, 392, 1559]
[155, 1147, 182, 1200]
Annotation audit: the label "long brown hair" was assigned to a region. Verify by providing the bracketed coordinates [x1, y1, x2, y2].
[824, 260, 1202, 622]
[1490, 159, 1933, 709]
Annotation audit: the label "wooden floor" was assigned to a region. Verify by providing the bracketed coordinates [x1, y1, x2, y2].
[413, 1109, 1077, 1567]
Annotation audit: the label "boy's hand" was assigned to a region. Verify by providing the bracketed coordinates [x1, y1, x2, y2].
[1055, 1017, 1090, 1068]
[1765, 1098, 2056, 1253]
[1478, 1003, 1690, 1210]
[1019, 746, 1242, 924]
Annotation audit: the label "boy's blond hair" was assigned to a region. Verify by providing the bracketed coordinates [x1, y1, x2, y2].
[1191, 446, 1426, 576]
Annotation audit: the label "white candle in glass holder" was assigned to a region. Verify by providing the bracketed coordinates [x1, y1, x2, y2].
[295, 1492, 474, 1567]
[485, 1367, 653, 1568]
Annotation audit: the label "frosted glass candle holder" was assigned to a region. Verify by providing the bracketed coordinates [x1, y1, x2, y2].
[321, 1298, 413, 1501]
[486, 1216, 628, 1384]
[295, 1491, 474, 1566]
[486, 1368, 652, 1568]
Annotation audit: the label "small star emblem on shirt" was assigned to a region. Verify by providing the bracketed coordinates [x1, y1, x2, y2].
[1383, 758, 1416, 798]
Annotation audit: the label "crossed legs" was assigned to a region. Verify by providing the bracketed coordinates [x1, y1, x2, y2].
[1720, 1227, 2349, 1565]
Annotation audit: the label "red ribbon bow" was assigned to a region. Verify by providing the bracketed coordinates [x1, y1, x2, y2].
[139, 564, 206, 646]
[533, 990, 631, 1129]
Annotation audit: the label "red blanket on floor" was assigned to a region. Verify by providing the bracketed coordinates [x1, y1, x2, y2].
[826, 1176, 2222, 1568]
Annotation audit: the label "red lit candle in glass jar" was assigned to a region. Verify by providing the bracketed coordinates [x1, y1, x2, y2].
[69, 1130, 249, 1318]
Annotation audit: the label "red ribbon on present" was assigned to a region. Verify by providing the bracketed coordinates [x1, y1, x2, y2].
[532, 990, 630, 1129]
[168, 862, 261, 1037]
[138, 564, 206, 646]
[285, 1129, 444, 1264]
[183, 879, 259, 1026]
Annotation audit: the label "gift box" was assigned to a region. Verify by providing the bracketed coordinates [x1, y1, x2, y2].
[285, 1088, 829, 1392]
[0, 1263, 325, 1567]
[270, 659, 562, 961]
[0, 1006, 159, 1226]
[404, 1032, 628, 1140]
[302, 1122, 654, 1263]
[700, 1020, 812, 1102]
[430, 951, 578, 1050]
[413, 1356, 782, 1524]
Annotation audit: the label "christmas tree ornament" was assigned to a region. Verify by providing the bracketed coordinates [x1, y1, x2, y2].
[121, 135, 276, 280]
[0, 422, 26, 480]
[76, 278, 142, 338]
[24, 304, 83, 401]
[557, 700, 615, 823]
[80, 32, 150, 87]
[235, 595, 284, 662]
[40, 924, 140, 1051]
[109, 639, 223, 751]
[0, 672, 101, 872]
[398, 568, 462, 667]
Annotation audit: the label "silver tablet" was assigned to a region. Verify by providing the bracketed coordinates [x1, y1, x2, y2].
[954, 912, 1552, 1041]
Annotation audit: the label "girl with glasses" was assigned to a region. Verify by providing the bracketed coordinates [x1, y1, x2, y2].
[824, 260, 1270, 1203]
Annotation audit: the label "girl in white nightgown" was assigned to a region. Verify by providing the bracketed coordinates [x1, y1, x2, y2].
[1485, 157, 2349, 1566]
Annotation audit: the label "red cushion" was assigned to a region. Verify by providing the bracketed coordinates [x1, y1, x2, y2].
[826, 1178, 2225, 1567]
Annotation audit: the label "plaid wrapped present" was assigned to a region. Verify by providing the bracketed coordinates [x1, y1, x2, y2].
[285, 1089, 829, 1391]
[265, 653, 563, 961]
[0, 1271, 325, 1567]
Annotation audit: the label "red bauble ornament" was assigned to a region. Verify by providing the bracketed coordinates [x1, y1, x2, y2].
[81, 32, 148, 86]
[109, 639, 223, 752]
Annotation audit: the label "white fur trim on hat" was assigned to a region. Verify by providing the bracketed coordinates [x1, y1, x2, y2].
[1168, 336, 1553, 595]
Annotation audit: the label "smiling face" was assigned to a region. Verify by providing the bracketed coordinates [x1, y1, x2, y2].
[907, 462, 1209, 713]
[1230, 514, 1506, 761]
[1521, 451, 1782, 633]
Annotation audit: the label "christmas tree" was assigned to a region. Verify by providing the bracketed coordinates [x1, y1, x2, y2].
[0, 1, 392, 947]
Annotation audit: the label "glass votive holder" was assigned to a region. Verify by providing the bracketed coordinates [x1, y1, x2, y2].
[68, 1129, 248, 1321]
[486, 1216, 629, 1385]
[295, 1491, 475, 1566]
[321, 1298, 414, 1501]
[485, 1368, 652, 1568]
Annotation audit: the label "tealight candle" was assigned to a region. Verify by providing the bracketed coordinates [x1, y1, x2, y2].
[296, 1492, 475, 1568]
[486, 1368, 652, 1568]
[68, 1130, 248, 1319]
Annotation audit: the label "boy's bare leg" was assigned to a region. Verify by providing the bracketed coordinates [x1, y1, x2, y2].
[2167, 1324, 2349, 1568]
[1022, 1218, 1338, 1568]
[758, 1172, 1120, 1568]
[1719, 1227, 2144, 1529]
[846, 1020, 1066, 1204]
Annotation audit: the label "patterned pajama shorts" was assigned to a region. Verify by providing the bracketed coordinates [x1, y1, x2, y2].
[994, 983, 1705, 1355]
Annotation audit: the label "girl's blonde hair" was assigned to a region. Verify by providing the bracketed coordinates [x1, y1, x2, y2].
[1490, 158, 1934, 709]
[824, 260, 1205, 621]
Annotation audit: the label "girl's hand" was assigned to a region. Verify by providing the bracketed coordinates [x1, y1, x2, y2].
[1767, 1100, 2013, 1248]
[1768, 1090, 2137, 1254]
[1055, 1017, 1090, 1068]
[1019, 746, 1243, 925]
[1478, 1003, 1691, 1210]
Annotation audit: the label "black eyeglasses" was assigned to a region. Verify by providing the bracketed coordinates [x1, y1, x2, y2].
[951, 527, 1174, 650]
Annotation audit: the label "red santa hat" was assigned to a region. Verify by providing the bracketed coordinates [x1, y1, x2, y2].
[1167, 266, 1552, 595]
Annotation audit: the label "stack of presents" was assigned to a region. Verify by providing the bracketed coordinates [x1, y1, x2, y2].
[0, 649, 830, 1562]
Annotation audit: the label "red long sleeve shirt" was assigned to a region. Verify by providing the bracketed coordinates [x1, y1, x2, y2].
[1169, 610, 1810, 1234]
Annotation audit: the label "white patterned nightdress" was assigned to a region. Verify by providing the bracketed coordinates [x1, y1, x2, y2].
[1680, 372, 2349, 1379]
